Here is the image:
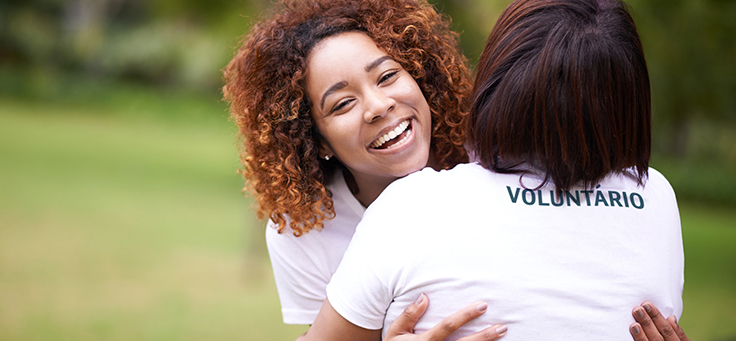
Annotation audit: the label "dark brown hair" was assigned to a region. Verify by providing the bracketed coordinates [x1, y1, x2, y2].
[223, 0, 471, 236]
[469, 0, 651, 191]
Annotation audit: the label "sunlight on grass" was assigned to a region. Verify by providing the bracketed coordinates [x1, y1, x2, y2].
[0, 98, 733, 340]
[0, 100, 307, 340]
[678, 204, 736, 341]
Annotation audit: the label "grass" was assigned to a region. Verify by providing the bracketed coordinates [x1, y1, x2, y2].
[0, 94, 734, 340]
[678, 204, 736, 341]
[0, 97, 308, 340]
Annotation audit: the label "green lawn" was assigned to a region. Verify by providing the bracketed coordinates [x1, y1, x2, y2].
[0, 97, 734, 340]
[0, 98, 308, 340]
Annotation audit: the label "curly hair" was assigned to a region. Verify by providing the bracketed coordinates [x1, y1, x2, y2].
[223, 0, 472, 236]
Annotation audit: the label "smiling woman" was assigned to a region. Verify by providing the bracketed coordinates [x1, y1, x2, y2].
[223, 0, 470, 239]
[299, 0, 686, 340]
[221, 0, 489, 338]
[306, 32, 433, 206]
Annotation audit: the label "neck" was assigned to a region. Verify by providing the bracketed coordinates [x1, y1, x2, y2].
[425, 152, 440, 171]
[344, 153, 437, 207]
[344, 171, 395, 208]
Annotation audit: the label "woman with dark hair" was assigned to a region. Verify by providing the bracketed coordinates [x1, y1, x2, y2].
[301, 0, 686, 340]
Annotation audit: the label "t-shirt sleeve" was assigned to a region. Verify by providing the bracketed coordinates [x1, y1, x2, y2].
[648, 168, 685, 317]
[324, 219, 393, 330]
[323, 170, 434, 330]
[265, 220, 331, 325]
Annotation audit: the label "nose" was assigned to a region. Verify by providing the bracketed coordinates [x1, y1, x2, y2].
[363, 88, 396, 123]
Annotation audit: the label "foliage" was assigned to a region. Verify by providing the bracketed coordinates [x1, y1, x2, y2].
[0, 96, 306, 340]
[431, 0, 736, 206]
[1, 0, 734, 206]
[1, 97, 734, 340]
[1, 1, 733, 339]
[0, 0, 269, 92]
[628, 0, 736, 156]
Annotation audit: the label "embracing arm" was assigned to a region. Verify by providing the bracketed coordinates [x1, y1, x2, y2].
[629, 302, 690, 341]
[385, 294, 507, 341]
[296, 298, 381, 341]
[297, 295, 506, 341]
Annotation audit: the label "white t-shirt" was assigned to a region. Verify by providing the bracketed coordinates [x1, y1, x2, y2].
[265, 169, 365, 324]
[326, 163, 684, 340]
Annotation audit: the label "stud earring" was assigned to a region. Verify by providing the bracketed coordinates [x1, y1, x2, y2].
[324, 155, 331, 161]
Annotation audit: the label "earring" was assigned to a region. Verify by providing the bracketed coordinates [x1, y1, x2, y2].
[324, 155, 331, 161]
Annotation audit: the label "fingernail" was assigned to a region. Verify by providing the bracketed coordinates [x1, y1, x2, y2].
[476, 302, 488, 312]
[631, 325, 641, 335]
[496, 325, 508, 336]
[635, 308, 645, 319]
[673, 316, 678, 325]
[643, 303, 652, 313]
[415, 293, 425, 305]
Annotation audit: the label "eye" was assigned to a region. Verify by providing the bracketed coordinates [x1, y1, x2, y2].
[378, 70, 399, 85]
[330, 98, 354, 114]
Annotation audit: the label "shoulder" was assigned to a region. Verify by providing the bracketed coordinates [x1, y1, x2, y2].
[643, 167, 678, 202]
[329, 169, 366, 218]
[645, 167, 672, 188]
[362, 163, 493, 228]
[379, 163, 489, 197]
[267, 168, 364, 239]
[630, 167, 676, 198]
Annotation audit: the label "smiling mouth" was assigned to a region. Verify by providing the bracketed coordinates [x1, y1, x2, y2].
[370, 119, 412, 150]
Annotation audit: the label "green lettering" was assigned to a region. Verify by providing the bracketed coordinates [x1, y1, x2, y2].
[551, 190, 564, 207]
[609, 191, 623, 207]
[581, 190, 594, 206]
[538, 190, 549, 206]
[631, 193, 644, 209]
[595, 190, 609, 206]
[522, 189, 536, 205]
[566, 191, 580, 206]
[507, 186, 520, 203]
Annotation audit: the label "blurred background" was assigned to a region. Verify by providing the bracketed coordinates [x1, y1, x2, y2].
[0, 0, 734, 340]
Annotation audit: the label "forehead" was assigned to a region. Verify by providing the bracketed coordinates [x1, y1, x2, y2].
[305, 31, 389, 86]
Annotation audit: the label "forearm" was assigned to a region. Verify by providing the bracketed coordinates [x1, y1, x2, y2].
[297, 298, 381, 341]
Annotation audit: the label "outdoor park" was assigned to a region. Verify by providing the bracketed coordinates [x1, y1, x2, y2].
[0, 0, 734, 340]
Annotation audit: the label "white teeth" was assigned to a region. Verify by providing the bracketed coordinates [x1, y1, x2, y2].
[370, 120, 410, 149]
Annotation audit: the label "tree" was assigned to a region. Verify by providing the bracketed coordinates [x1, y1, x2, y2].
[628, 0, 736, 156]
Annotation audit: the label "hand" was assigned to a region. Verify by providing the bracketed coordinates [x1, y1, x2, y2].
[384, 293, 507, 341]
[630, 302, 690, 341]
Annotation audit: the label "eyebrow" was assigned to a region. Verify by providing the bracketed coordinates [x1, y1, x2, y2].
[319, 56, 395, 111]
[365, 56, 394, 73]
[320, 81, 348, 111]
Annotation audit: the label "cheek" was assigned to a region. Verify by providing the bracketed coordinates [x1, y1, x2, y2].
[394, 80, 420, 99]
[318, 117, 360, 148]
[399, 81, 431, 118]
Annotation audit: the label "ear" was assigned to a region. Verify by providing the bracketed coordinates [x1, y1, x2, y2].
[318, 138, 335, 160]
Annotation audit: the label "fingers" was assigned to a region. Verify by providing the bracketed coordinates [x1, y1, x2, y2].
[630, 322, 649, 341]
[632, 302, 679, 341]
[385, 296, 507, 341]
[422, 301, 495, 340]
[632, 305, 659, 341]
[385, 293, 430, 337]
[667, 315, 690, 341]
[456, 324, 508, 341]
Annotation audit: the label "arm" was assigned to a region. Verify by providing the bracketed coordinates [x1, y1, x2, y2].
[296, 298, 381, 341]
[630, 302, 690, 341]
[299, 294, 507, 341]
[385, 293, 507, 341]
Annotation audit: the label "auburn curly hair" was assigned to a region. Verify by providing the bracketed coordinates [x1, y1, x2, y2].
[223, 0, 471, 236]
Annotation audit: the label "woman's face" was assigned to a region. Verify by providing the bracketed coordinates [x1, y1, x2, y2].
[305, 31, 433, 201]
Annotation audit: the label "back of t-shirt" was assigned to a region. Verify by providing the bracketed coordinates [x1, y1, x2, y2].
[326, 163, 683, 341]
